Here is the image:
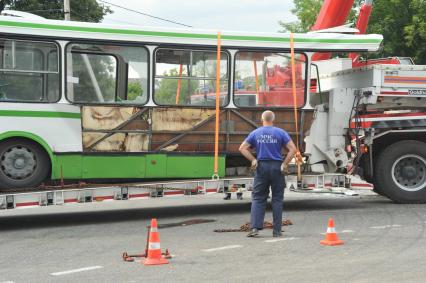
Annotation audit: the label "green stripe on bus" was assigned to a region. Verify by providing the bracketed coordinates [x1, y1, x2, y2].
[0, 110, 81, 119]
[0, 20, 382, 44]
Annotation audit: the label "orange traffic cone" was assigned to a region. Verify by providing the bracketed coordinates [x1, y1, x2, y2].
[320, 218, 344, 246]
[144, 218, 169, 265]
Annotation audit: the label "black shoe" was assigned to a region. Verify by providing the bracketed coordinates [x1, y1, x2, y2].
[273, 230, 283, 237]
[223, 193, 231, 200]
[247, 228, 259, 237]
[237, 193, 243, 200]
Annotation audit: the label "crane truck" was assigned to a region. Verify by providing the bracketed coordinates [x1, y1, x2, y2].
[304, 0, 425, 203]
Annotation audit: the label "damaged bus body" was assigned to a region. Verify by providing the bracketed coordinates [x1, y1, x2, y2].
[8, 15, 425, 203]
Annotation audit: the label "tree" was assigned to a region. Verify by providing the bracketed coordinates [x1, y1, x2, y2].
[279, 0, 362, 33]
[127, 82, 143, 101]
[368, 0, 426, 64]
[155, 68, 198, 105]
[1, 0, 111, 23]
[279, 0, 323, 32]
[279, 0, 426, 64]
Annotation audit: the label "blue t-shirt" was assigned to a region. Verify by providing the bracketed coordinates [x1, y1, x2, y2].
[245, 126, 291, 161]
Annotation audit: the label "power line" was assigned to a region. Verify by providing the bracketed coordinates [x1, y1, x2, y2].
[97, 0, 193, 28]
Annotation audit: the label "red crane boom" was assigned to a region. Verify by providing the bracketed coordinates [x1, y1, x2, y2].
[311, 0, 355, 61]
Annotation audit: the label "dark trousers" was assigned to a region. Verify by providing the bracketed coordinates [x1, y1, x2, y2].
[250, 160, 285, 232]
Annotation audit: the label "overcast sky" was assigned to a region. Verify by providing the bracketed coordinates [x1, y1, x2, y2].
[101, 0, 297, 32]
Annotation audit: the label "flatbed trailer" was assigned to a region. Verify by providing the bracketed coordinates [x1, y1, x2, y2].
[0, 174, 372, 209]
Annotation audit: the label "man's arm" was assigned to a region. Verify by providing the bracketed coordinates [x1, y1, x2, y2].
[239, 141, 256, 162]
[239, 141, 257, 169]
[282, 140, 297, 168]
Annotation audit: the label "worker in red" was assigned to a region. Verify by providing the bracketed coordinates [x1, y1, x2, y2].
[239, 110, 297, 237]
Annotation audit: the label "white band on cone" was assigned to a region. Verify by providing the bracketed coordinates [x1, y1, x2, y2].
[150, 227, 158, 232]
[149, 242, 161, 250]
[327, 227, 336, 233]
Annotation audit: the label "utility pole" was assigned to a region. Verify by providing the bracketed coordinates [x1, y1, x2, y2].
[64, 0, 70, 21]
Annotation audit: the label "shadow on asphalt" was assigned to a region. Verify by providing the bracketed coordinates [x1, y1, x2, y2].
[0, 196, 391, 231]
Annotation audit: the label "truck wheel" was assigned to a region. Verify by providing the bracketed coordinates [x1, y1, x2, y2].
[374, 140, 426, 203]
[0, 139, 50, 189]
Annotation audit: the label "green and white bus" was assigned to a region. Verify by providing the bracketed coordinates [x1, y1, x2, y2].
[0, 14, 382, 189]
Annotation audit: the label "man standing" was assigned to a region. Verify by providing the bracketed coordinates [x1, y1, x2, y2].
[239, 110, 297, 237]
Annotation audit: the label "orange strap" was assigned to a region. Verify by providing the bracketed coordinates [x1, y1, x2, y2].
[253, 60, 260, 102]
[290, 33, 303, 177]
[213, 32, 221, 176]
[290, 33, 300, 150]
[175, 64, 183, 105]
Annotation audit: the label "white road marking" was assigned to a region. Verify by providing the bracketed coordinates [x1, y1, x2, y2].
[370, 225, 387, 229]
[341, 230, 355, 233]
[264, 237, 298, 243]
[0, 281, 15, 283]
[51, 266, 103, 276]
[202, 245, 243, 252]
[370, 224, 402, 229]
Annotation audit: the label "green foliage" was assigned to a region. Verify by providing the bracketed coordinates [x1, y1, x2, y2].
[279, 0, 323, 32]
[127, 81, 143, 101]
[155, 68, 198, 105]
[1, 0, 111, 22]
[279, 0, 362, 32]
[368, 0, 426, 64]
[280, 0, 426, 64]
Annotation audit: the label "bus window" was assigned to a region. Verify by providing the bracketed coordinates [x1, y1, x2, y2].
[234, 51, 306, 108]
[69, 52, 117, 103]
[0, 39, 59, 102]
[154, 48, 228, 106]
[66, 43, 148, 105]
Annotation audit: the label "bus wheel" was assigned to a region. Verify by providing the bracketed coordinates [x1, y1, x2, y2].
[374, 140, 426, 203]
[0, 138, 50, 189]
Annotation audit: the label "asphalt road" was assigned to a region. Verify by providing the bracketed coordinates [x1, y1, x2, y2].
[1, 190, 426, 283]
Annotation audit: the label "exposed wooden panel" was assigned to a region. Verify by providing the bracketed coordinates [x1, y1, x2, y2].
[83, 132, 125, 151]
[83, 133, 149, 152]
[82, 106, 138, 130]
[80, 105, 314, 155]
[152, 108, 215, 131]
[124, 133, 149, 152]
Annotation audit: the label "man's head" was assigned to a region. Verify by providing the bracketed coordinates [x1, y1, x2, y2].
[261, 110, 275, 126]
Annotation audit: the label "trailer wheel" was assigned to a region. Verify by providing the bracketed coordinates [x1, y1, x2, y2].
[0, 138, 50, 189]
[374, 140, 426, 203]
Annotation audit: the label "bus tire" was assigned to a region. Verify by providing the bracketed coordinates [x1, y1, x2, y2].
[374, 140, 426, 203]
[0, 138, 50, 190]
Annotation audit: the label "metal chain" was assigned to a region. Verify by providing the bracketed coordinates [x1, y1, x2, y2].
[214, 219, 293, 232]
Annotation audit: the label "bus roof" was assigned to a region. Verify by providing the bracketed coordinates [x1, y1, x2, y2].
[0, 15, 383, 52]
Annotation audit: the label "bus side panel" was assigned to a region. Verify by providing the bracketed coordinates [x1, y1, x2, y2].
[0, 103, 82, 153]
[52, 154, 225, 180]
[53, 154, 82, 179]
[166, 155, 225, 178]
[82, 155, 146, 179]
[145, 154, 167, 178]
